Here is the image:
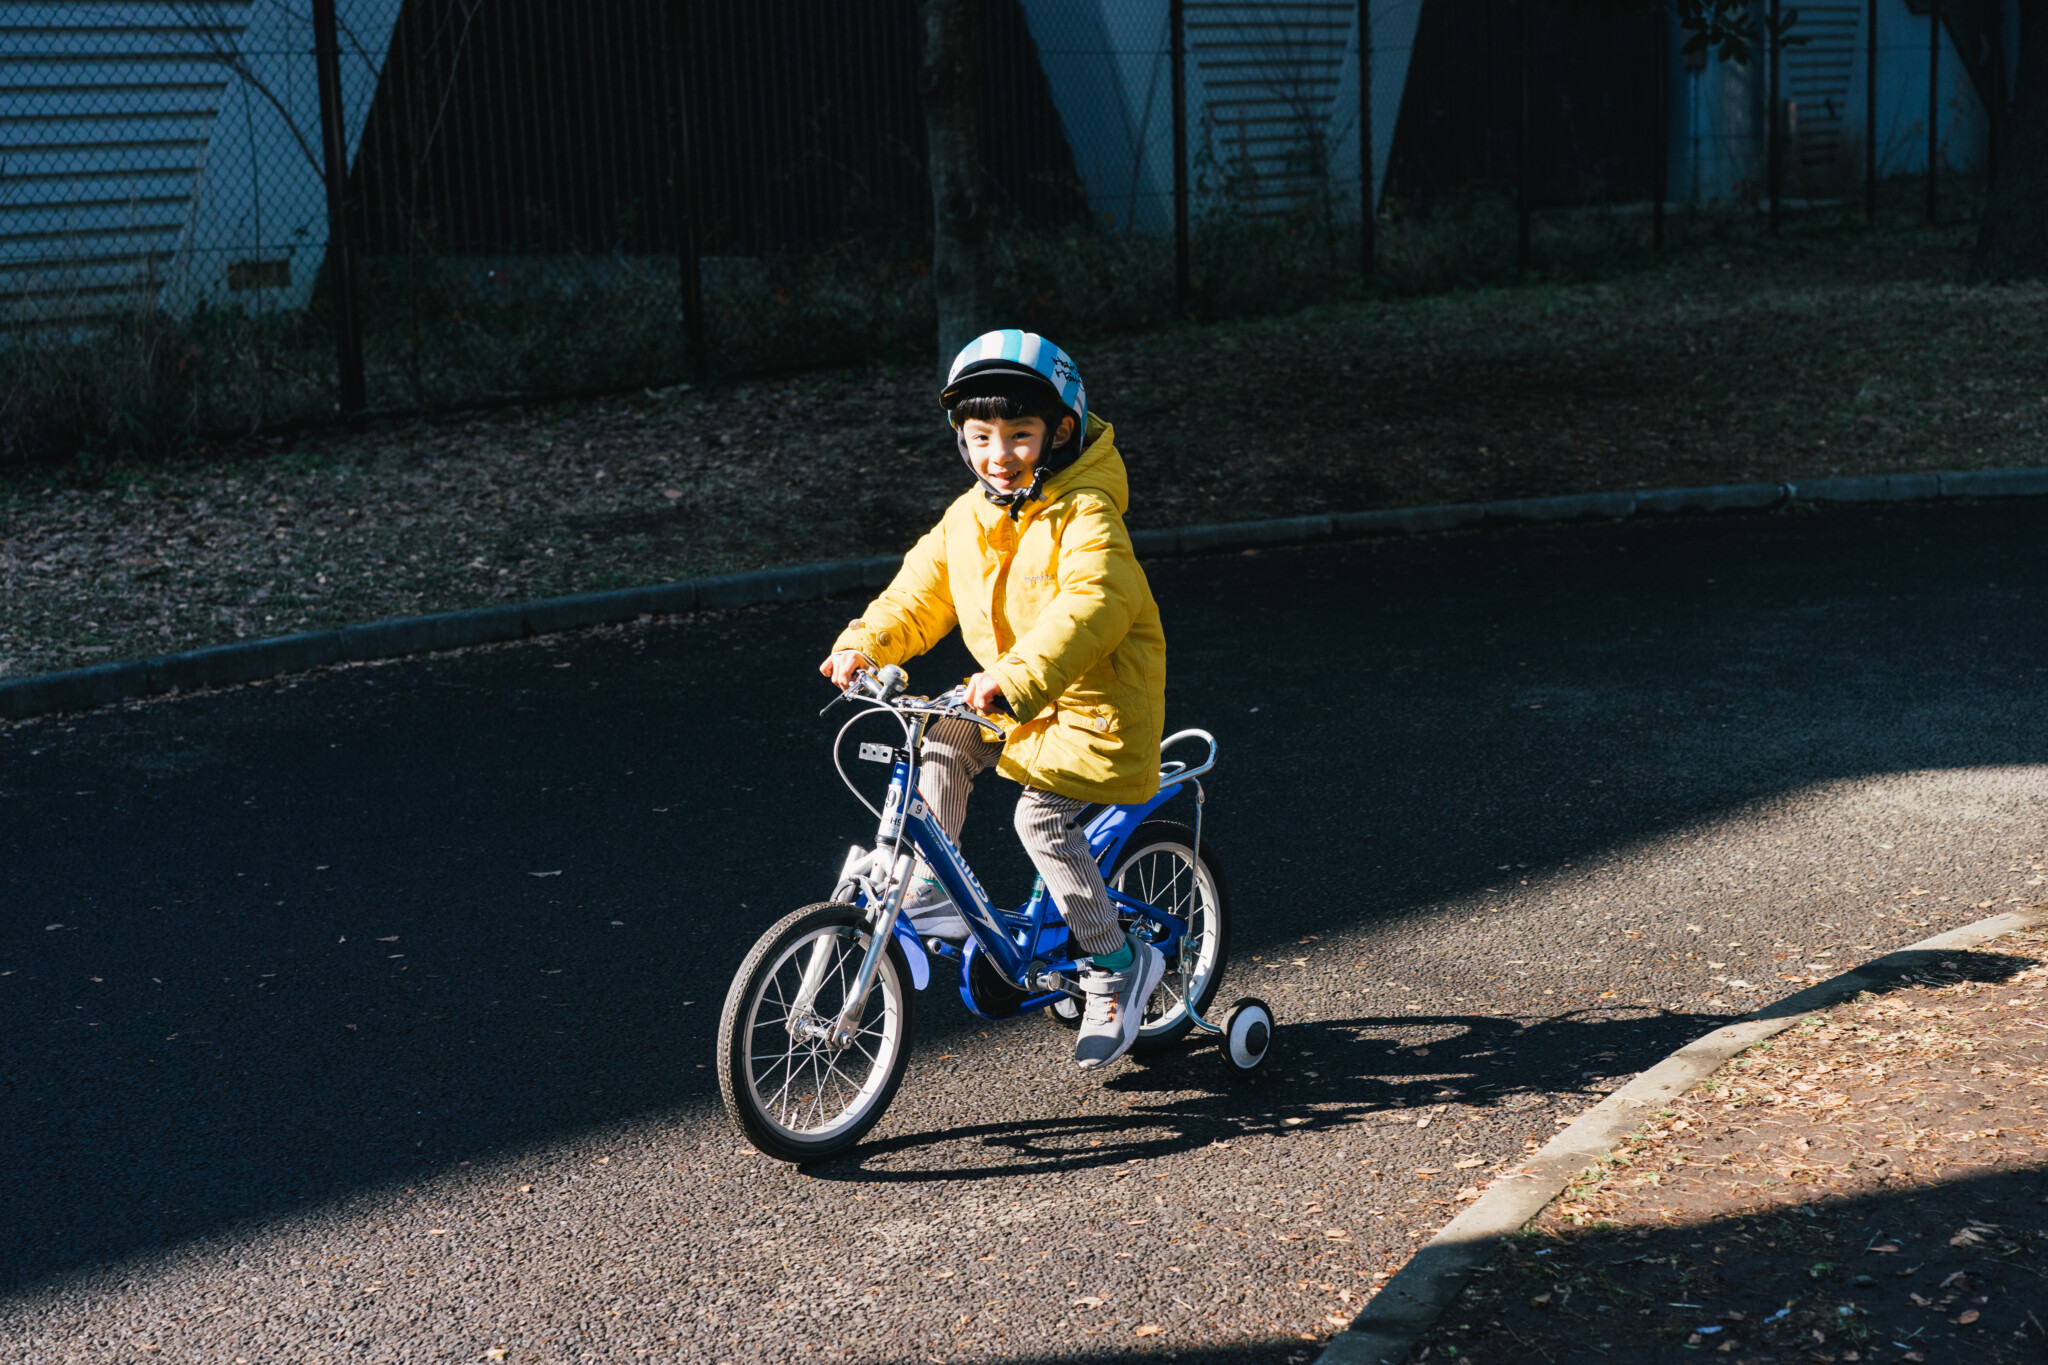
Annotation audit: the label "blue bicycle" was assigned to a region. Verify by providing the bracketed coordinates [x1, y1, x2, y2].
[717, 665, 1276, 1163]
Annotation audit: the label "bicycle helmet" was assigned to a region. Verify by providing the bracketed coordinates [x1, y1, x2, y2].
[941, 329, 1089, 513]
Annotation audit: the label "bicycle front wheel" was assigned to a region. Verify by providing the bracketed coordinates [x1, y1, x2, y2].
[717, 902, 916, 1163]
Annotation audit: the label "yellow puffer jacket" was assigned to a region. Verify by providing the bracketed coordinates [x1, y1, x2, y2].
[832, 415, 1166, 805]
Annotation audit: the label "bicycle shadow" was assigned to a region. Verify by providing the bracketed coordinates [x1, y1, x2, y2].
[809, 1005, 1728, 1181]
[826, 947, 2038, 1179]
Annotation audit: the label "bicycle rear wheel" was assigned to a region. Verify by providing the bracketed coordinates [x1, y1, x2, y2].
[1108, 820, 1229, 1053]
[717, 903, 915, 1163]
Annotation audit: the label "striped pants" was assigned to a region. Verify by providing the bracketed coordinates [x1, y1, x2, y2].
[916, 717, 1126, 959]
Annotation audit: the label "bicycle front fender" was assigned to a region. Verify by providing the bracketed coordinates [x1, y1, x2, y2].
[890, 915, 932, 990]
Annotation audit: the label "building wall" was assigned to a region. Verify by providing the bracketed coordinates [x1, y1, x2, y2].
[1, 1, 401, 325]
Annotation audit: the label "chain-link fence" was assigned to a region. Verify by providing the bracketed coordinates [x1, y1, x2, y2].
[1, 0, 2005, 464]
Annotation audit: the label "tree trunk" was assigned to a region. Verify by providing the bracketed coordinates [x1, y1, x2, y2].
[1969, 4, 2047, 282]
[919, 0, 991, 374]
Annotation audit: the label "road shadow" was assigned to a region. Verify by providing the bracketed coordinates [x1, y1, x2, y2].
[2, 499, 2045, 1293]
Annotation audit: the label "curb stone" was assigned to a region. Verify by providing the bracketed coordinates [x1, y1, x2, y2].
[1314, 906, 2048, 1365]
[4, 465, 2045, 723]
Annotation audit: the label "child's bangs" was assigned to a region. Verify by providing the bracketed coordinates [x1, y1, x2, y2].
[951, 378, 1065, 427]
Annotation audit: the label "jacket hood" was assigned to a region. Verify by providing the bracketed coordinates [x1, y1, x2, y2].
[1030, 413, 1127, 516]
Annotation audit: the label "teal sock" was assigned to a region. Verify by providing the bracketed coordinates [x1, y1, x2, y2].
[1090, 941, 1134, 972]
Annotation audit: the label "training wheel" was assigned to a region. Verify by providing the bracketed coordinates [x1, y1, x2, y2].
[1218, 997, 1274, 1074]
[1048, 994, 1082, 1030]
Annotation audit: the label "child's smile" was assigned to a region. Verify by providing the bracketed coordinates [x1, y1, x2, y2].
[961, 415, 1072, 492]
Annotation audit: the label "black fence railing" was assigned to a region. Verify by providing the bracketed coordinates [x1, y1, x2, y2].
[0, 0, 2001, 464]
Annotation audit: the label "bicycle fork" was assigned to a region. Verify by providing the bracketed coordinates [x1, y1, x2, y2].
[816, 713, 929, 1050]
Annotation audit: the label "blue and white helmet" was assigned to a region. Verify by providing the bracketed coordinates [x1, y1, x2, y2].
[940, 328, 1087, 450]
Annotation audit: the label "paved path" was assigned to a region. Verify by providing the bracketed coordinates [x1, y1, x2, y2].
[4, 500, 2045, 1364]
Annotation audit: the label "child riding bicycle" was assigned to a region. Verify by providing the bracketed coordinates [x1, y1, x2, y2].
[819, 330, 1168, 1070]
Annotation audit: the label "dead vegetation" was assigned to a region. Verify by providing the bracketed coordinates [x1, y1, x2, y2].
[4, 227, 2044, 685]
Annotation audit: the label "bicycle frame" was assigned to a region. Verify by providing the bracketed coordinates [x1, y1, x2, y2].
[821, 685, 1215, 1048]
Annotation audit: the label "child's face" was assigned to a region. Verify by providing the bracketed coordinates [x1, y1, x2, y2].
[961, 415, 1074, 493]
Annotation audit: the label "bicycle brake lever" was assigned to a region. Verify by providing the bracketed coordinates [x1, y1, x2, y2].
[819, 667, 875, 717]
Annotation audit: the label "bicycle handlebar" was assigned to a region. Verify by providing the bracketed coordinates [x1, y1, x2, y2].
[842, 670, 1220, 783]
[842, 667, 1009, 739]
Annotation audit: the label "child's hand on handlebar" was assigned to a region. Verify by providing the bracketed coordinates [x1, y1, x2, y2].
[820, 650, 872, 691]
[964, 672, 1011, 715]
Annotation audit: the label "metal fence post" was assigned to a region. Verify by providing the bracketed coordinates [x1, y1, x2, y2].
[1516, 0, 1530, 274]
[1359, 0, 1374, 283]
[1171, 0, 1189, 315]
[670, 0, 708, 377]
[1768, 0, 1782, 235]
[1926, 0, 1939, 226]
[1653, 12, 1666, 249]
[1866, 0, 1878, 222]
[312, 0, 364, 416]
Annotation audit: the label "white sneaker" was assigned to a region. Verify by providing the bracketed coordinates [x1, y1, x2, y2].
[897, 874, 968, 942]
[1073, 939, 1166, 1070]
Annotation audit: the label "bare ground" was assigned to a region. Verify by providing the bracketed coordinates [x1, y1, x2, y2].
[4, 222, 2044, 684]
[1410, 922, 2048, 1365]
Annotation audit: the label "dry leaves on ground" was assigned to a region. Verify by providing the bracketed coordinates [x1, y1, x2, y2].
[1413, 923, 2048, 1364]
[3, 229, 2043, 685]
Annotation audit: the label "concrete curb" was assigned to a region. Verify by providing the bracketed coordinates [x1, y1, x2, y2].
[6, 464, 2045, 723]
[1315, 906, 2048, 1365]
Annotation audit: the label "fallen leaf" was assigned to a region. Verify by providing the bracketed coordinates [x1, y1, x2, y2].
[376, 935, 398, 942]
[1324, 1228, 1350, 1239]
[1133, 1324, 1163, 1337]
[1949, 1228, 1985, 1248]
[427, 1228, 449, 1236]
[1072, 1296, 1104, 1309]
[530, 870, 562, 878]
[930, 1268, 954, 1278]
[1530, 1292, 1552, 1307]
[1956, 1309, 1980, 1324]
[485, 1350, 508, 1361]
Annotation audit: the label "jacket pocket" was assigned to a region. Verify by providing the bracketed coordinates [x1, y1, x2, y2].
[1058, 701, 1121, 735]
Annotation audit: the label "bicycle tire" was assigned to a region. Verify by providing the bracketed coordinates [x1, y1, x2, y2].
[717, 902, 916, 1163]
[1108, 820, 1230, 1053]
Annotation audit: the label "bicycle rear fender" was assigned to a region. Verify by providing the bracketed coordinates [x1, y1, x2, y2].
[1083, 782, 1186, 870]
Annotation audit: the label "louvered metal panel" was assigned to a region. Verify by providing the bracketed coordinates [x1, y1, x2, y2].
[1187, 1, 1354, 211]
[0, 4, 251, 319]
[1783, 2, 1861, 170]
[1, 1, 401, 326]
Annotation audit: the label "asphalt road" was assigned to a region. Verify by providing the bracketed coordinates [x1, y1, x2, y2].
[4, 499, 2045, 1365]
